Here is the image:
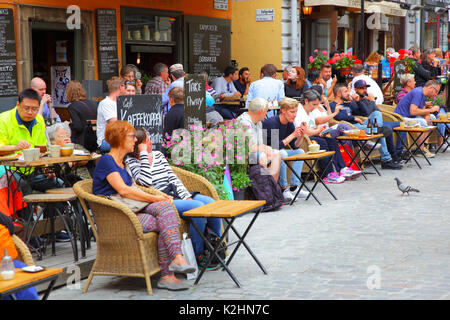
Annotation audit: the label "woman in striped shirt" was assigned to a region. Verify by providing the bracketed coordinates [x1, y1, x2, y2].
[125, 127, 222, 269]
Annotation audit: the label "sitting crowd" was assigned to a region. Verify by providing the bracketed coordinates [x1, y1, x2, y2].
[0, 46, 447, 296]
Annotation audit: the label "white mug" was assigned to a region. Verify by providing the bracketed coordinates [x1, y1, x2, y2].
[50, 145, 61, 158]
[23, 148, 35, 161]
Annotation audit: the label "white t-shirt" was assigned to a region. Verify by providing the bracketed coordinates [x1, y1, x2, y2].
[96, 96, 117, 147]
[294, 104, 316, 129]
[309, 106, 329, 129]
[350, 74, 384, 104]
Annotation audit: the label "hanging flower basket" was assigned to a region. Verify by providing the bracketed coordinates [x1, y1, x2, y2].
[339, 67, 351, 76]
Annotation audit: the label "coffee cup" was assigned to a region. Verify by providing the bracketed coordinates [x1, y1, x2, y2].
[309, 144, 320, 152]
[439, 113, 446, 120]
[60, 147, 73, 157]
[23, 148, 35, 161]
[35, 144, 47, 153]
[49, 145, 61, 157]
[32, 148, 40, 160]
[64, 143, 75, 149]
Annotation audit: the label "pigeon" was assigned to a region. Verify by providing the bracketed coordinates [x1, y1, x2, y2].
[394, 177, 420, 196]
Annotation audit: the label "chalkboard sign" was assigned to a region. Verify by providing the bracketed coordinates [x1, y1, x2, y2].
[0, 8, 18, 97]
[183, 74, 206, 129]
[393, 61, 406, 95]
[96, 9, 119, 92]
[188, 22, 230, 79]
[117, 94, 163, 151]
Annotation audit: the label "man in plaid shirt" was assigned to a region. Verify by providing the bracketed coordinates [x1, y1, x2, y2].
[145, 63, 170, 95]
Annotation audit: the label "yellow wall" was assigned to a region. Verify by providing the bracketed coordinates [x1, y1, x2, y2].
[231, 0, 282, 79]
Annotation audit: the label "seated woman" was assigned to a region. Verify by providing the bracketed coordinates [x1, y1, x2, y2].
[125, 127, 222, 270]
[92, 121, 195, 291]
[294, 90, 360, 183]
[46, 122, 94, 184]
[284, 66, 307, 99]
[395, 73, 415, 104]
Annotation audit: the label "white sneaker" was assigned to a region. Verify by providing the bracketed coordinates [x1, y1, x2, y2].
[364, 141, 381, 150]
[290, 186, 310, 199]
[282, 188, 295, 202]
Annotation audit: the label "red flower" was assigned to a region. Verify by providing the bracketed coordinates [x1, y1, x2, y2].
[354, 59, 362, 65]
[398, 49, 405, 55]
[389, 57, 396, 63]
[399, 54, 404, 60]
[352, 55, 358, 60]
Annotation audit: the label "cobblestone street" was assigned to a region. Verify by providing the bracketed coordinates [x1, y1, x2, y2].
[50, 152, 450, 300]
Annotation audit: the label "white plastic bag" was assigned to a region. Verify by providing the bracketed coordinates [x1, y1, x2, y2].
[181, 233, 198, 280]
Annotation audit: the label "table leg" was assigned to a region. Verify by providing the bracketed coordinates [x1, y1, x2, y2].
[409, 131, 433, 166]
[41, 277, 58, 300]
[396, 131, 422, 169]
[284, 160, 319, 205]
[338, 140, 367, 180]
[355, 139, 382, 176]
[434, 123, 450, 154]
[304, 155, 338, 202]
[223, 209, 267, 275]
[190, 217, 242, 287]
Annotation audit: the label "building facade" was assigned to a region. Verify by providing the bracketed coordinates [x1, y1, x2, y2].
[0, 0, 232, 110]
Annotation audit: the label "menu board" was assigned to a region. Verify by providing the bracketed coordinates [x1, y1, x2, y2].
[96, 9, 119, 92]
[183, 74, 206, 129]
[0, 8, 18, 97]
[393, 60, 406, 95]
[188, 22, 230, 79]
[117, 94, 163, 151]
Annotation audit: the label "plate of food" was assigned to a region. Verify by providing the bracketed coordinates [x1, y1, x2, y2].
[307, 149, 326, 154]
[343, 129, 361, 137]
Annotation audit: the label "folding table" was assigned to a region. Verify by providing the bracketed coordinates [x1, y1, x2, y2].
[282, 151, 337, 205]
[336, 133, 384, 180]
[393, 126, 435, 169]
[183, 200, 267, 288]
[431, 119, 450, 153]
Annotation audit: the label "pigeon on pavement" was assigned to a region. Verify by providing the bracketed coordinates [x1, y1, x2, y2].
[394, 177, 420, 196]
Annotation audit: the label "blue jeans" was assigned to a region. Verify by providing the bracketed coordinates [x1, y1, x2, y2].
[174, 194, 221, 256]
[279, 148, 304, 188]
[354, 111, 392, 162]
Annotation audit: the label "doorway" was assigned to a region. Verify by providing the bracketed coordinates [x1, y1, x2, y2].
[31, 29, 75, 86]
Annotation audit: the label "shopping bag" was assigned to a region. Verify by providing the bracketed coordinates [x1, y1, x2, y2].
[339, 144, 360, 171]
[181, 233, 198, 280]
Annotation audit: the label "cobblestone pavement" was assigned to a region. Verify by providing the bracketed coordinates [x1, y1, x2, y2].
[49, 151, 450, 300]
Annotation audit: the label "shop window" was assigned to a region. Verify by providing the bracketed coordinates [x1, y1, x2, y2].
[124, 14, 175, 43]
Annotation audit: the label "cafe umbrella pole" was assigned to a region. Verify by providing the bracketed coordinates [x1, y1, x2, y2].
[360, 0, 365, 62]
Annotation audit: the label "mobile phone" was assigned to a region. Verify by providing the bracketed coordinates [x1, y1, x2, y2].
[22, 265, 46, 273]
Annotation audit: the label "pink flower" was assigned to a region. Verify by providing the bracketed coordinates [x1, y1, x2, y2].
[346, 51, 352, 57]
[322, 50, 328, 56]
[309, 56, 314, 63]
[314, 49, 318, 53]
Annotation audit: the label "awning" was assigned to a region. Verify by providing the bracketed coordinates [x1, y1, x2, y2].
[303, 0, 407, 17]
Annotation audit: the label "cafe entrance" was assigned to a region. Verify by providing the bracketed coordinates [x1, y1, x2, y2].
[121, 7, 181, 83]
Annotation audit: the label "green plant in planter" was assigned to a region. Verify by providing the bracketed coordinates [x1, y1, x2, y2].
[163, 119, 252, 200]
[142, 74, 152, 87]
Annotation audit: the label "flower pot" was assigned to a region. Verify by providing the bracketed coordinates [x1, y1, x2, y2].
[233, 188, 246, 200]
[339, 67, 351, 76]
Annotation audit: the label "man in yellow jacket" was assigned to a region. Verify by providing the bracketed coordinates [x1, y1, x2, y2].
[0, 89, 64, 194]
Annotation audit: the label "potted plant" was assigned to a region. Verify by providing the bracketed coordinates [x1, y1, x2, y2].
[334, 52, 359, 75]
[391, 49, 416, 74]
[163, 119, 252, 200]
[308, 50, 328, 71]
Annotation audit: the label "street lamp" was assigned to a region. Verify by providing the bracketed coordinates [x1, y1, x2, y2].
[302, 6, 312, 15]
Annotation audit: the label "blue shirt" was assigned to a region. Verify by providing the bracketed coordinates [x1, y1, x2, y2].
[15, 110, 37, 135]
[212, 76, 237, 97]
[93, 154, 132, 196]
[394, 87, 426, 118]
[162, 77, 184, 110]
[262, 115, 297, 150]
[42, 103, 61, 122]
[246, 77, 285, 117]
[233, 80, 247, 96]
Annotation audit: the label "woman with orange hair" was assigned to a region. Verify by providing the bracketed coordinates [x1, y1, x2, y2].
[284, 66, 308, 98]
[92, 120, 195, 291]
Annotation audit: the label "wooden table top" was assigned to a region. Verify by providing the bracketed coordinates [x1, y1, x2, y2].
[0, 154, 94, 167]
[432, 119, 450, 123]
[183, 200, 266, 218]
[393, 126, 436, 132]
[282, 150, 335, 161]
[0, 268, 62, 294]
[336, 133, 384, 141]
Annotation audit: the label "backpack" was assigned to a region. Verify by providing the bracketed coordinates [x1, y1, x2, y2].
[83, 121, 98, 152]
[247, 164, 284, 212]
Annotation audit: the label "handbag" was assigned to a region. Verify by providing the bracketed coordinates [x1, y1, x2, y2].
[181, 233, 199, 280]
[107, 185, 149, 213]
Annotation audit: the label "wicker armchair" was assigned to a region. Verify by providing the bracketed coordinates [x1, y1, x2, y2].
[12, 234, 34, 266]
[73, 179, 163, 295]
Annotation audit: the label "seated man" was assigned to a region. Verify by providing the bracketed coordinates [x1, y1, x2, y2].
[330, 83, 403, 169]
[212, 66, 242, 119]
[233, 67, 251, 97]
[30, 77, 61, 124]
[350, 64, 384, 104]
[0, 89, 68, 241]
[263, 97, 308, 201]
[394, 80, 444, 156]
[237, 97, 281, 182]
[96, 77, 126, 152]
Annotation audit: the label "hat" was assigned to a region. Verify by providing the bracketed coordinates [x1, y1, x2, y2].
[169, 63, 184, 73]
[354, 79, 371, 89]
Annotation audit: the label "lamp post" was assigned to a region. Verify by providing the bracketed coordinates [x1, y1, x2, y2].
[361, 0, 365, 62]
